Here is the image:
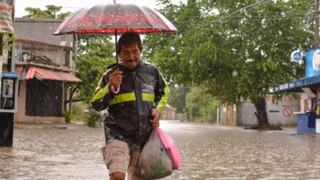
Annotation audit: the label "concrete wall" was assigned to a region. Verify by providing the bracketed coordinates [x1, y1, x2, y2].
[237, 102, 257, 126]
[13, 19, 75, 71]
[13, 18, 73, 47]
[238, 95, 300, 126]
[14, 41, 70, 67]
[161, 105, 176, 120]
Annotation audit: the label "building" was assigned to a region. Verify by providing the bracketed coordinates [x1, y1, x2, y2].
[275, 48, 320, 133]
[13, 18, 81, 123]
[161, 104, 177, 120]
[219, 95, 300, 126]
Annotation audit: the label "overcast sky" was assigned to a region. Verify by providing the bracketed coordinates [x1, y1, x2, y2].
[14, 0, 160, 17]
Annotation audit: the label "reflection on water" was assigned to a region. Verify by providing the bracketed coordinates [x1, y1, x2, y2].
[1, 121, 320, 179]
[162, 122, 320, 180]
[0, 125, 107, 180]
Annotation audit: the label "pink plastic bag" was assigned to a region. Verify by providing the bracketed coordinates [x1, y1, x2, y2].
[156, 128, 182, 169]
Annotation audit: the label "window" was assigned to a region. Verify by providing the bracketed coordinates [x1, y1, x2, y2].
[26, 79, 63, 116]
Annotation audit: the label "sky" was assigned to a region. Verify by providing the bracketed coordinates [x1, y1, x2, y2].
[14, 0, 159, 17]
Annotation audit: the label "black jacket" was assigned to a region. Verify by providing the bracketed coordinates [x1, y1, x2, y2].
[91, 61, 168, 148]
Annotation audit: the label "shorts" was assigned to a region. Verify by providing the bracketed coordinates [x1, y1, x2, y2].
[101, 139, 141, 179]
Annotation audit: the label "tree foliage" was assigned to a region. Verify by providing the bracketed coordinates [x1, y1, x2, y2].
[185, 86, 219, 122]
[146, 0, 314, 128]
[168, 85, 189, 113]
[76, 36, 115, 101]
[24, 5, 71, 19]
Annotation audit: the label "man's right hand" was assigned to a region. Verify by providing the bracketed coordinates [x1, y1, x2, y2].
[109, 70, 123, 93]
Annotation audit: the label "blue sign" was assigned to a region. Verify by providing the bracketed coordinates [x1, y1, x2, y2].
[293, 52, 302, 61]
[291, 50, 303, 64]
[305, 48, 320, 77]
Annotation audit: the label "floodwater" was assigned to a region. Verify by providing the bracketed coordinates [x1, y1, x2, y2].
[1, 121, 320, 180]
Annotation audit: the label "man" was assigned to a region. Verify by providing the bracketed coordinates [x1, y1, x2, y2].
[91, 32, 169, 180]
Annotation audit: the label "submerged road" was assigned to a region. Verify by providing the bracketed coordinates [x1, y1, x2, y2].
[1, 121, 320, 179]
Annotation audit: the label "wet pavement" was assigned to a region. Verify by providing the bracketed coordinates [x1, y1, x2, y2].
[1, 121, 320, 179]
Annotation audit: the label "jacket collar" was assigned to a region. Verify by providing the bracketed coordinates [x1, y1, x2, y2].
[120, 60, 144, 72]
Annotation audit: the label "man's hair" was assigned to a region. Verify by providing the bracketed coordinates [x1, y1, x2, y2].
[117, 32, 142, 54]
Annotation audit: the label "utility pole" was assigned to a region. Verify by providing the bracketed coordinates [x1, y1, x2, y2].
[315, 0, 320, 46]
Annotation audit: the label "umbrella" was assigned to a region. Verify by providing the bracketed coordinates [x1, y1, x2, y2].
[53, 3, 177, 93]
[53, 3, 177, 64]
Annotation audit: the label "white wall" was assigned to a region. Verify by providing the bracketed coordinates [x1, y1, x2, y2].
[238, 95, 300, 126]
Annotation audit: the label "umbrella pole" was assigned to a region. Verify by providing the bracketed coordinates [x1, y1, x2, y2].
[112, 29, 120, 94]
[115, 29, 119, 65]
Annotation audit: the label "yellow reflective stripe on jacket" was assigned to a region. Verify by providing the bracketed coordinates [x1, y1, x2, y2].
[91, 83, 109, 103]
[110, 92, 155, 105]
[111, 92, 136, 105]
[157, 85, 169, 113]
[142, 93, 155, 102]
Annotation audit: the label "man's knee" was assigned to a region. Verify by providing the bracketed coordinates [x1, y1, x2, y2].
[110, 172, 126, 180]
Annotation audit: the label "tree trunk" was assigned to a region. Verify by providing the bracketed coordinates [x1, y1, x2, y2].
[67, 87, 76, 111]
[254, 97, 269, 130]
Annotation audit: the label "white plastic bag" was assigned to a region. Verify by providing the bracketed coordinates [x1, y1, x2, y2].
[137, 129, 173, 179]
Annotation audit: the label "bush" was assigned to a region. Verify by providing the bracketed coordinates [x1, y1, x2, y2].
[71, 103, 89, 122]
[86, 108, 102, 127]
[64, 111, 72, 124]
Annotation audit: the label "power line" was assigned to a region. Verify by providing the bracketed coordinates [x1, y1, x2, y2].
[166, 0, 311, 29]
[212, 0, 272, 23]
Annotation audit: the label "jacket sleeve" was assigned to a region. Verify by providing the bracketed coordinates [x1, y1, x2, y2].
[91, 70, 114, 111]
[154, 69, 169, 113]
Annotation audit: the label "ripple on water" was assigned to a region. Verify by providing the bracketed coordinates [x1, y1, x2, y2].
[2, 122, 320, 179]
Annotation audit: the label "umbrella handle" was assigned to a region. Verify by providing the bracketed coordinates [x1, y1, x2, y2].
[111, 85, 120, 94]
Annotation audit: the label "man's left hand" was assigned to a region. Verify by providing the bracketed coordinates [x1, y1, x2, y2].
[150, 108, 160, 127]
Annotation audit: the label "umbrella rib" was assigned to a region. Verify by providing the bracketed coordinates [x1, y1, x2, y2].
[124, 4, 134, 31]
[80, 5, 101, 32]
[137, 6, 155, 31]
[151, 9, 177, 32]
[109, 4, 121, 32]
[54, 8, 87, 35]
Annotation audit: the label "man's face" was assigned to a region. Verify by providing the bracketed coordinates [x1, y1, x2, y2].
[119, 43, 141, 69]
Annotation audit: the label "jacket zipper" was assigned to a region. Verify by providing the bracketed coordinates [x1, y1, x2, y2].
[132, 71, 140, 143]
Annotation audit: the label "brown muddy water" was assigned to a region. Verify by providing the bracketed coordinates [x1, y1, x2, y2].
[1, 121, 320, 180]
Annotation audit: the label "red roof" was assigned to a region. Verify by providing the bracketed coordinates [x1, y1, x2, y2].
[26, 67, 82, 83]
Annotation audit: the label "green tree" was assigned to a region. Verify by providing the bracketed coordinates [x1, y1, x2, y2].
[71, 34, 115, 127]
[168, 85, 189, 113]
[24, 5, 71, 19]
[76, 35, 115, 101]
[185, 86, 219, 123]
[146, 0, 313, 129]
